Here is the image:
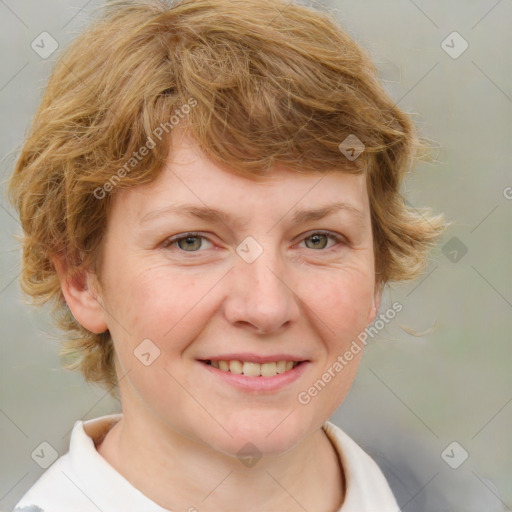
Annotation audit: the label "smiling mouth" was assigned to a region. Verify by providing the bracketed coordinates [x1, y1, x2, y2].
[201, 360, 303, 377]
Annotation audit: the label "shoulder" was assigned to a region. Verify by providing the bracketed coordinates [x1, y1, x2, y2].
[13, 451, 90, 511]
[322, 421, 399, 511]
[13, 414, 123, 512]
[325, 421, 508, 511]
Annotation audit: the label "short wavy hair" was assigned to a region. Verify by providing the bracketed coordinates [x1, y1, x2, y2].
[7, 0, 446, 399]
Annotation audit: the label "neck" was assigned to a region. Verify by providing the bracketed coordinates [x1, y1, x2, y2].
[97, 412, 345, 511]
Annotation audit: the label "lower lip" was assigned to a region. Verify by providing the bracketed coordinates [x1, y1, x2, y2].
[199, 361, 309, 392]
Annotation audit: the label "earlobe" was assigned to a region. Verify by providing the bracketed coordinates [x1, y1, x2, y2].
[51, 253, 109, 334]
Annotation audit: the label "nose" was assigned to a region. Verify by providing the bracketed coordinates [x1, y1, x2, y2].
[223, 242, 301, 335]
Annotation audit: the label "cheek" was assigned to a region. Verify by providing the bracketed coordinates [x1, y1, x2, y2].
[298, 267, 375, 344]
[109, 264, 216, 351]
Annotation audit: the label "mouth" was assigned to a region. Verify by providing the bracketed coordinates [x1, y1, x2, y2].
[199, 357, 309, 392]
[201, 359, 304, 378]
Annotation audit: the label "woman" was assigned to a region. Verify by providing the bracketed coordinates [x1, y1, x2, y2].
[8, 0, 445, 510]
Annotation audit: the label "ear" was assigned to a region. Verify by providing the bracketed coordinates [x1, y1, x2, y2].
[51, 253, 109, 334]
[367, 280, 383, 324]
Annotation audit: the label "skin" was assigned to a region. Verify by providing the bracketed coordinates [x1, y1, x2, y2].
[53, 128, 381, 511]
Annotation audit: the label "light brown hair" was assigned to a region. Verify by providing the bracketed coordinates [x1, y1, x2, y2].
[6, 0, 446, 398]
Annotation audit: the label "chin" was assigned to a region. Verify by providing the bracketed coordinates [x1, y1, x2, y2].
[205, 409, 317, 458]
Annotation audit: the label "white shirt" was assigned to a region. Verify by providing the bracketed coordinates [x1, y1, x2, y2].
[13, 414, 399, 512]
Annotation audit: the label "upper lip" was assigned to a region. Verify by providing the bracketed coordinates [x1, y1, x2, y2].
[199, 353, 308, 364]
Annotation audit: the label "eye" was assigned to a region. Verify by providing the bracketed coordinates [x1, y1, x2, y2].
[299, 231, 345, 251]
[162, 233, 213, 252]
[162, 231, 346, 254]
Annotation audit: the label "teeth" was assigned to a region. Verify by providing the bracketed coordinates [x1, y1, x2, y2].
[243, 361, 261, 377]
[276, 361, 286, 373]
[208, 360, 300, 377]
[261, 362, 276, 377]
[229, 360, 243, 374]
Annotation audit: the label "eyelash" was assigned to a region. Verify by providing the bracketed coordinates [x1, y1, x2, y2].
[162, 231, 346, 253]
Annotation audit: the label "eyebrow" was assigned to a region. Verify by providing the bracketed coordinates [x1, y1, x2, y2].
[139, 202, 366, 229]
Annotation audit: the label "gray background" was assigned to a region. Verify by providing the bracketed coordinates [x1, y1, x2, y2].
[1, 0, 511, 510]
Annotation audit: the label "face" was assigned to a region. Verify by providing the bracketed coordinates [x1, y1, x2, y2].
[80, 130, 379, 457]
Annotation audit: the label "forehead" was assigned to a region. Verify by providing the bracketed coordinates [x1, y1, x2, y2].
[112, 132, 370, 227]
